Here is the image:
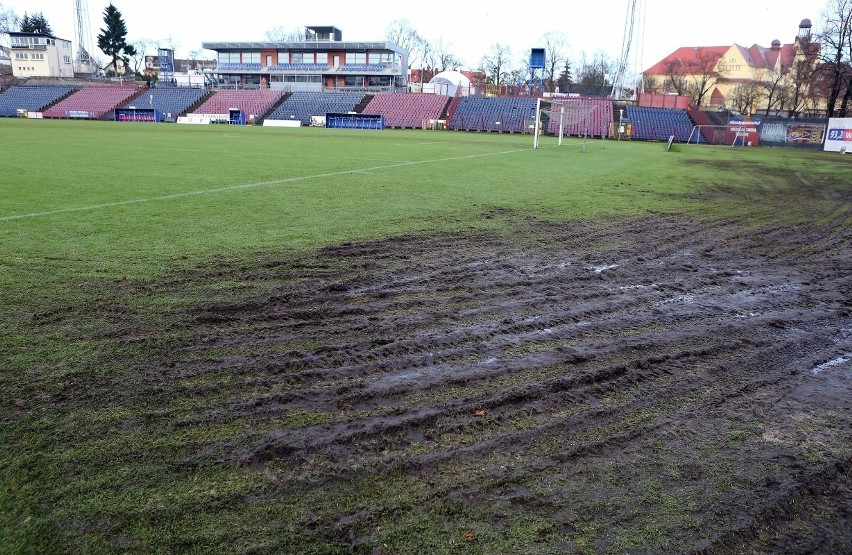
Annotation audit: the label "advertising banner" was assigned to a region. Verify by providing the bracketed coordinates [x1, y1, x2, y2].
[785, 123, 825, 145]
[727, 118, 761, 146]
[824, 118, 852, 152]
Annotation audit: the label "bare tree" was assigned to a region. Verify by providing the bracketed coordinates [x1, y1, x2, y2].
[158, 36, 180, 53]
[685, 49, 722, 107]
[788, 42, 819, 116]
[818, 0, 852, 116]
[512, 54, 531, 89]
[128, 38, 156, 75]
[662, 59, 688, 95]
[576, 51, 613, 89]
[480, 43, 512, 87]
[760, 67, 788, 115]
[265, 26, 303, 42]
[841, 3, 852, 115]
[643, 74, 659, 94]
[431, 37, 462, 72]
[385, 19, 423, 71]
[539, 31, 569, 92]
[0, 2, 18, 32]
[730, 82, 763, 115]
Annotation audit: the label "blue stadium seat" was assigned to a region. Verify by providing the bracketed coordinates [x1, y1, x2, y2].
[0, 84, 78, 117]
[266, 91, 367, 125]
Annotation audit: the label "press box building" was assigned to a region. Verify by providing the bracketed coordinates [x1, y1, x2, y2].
[202, 26, 408, 92]
[7, 31, 74, 79]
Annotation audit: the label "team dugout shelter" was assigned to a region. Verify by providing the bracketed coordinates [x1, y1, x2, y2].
[202, 26, 408, 93]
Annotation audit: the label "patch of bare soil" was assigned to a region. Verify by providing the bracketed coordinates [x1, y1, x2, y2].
[159, 209, 852, 553]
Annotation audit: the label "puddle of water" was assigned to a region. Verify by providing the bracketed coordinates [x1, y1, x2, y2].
[656, 293, 695, 306]
[374, 368, 425, 386]
[619, 283, 658, 291]
[811, 354, 852, 375]
[590, 264, 619, 273]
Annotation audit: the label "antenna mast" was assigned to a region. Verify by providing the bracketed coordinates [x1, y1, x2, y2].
[74, 0, 95, 74]
[610, 0, 645, 100]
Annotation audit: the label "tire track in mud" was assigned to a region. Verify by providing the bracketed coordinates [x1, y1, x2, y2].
[152, 213, 852, 552]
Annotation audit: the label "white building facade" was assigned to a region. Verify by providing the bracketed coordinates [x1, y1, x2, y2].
[8, 32, 74, 78]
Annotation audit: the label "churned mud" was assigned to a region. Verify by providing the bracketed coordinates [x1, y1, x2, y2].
[146, 206, 852, 553]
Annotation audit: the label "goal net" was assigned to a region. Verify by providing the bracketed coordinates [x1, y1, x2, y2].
[533, 98, 598, 148]
[687, 125, 729, 145]
[688, 125, 757, 146]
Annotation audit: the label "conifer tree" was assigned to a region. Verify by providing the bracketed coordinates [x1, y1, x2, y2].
[97, 3, 136, 75]
[20, 12, 53, 35]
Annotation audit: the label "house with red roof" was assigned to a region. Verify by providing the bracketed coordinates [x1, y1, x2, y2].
[642, 19, 823, 116]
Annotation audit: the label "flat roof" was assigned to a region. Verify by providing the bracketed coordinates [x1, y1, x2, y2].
[202, 41, 407, 57]
[306, 26, 342, 35]
[8, 31, 68, 41]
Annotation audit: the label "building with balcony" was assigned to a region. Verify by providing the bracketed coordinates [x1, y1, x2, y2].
[7, 32, 74, 79]
[202, 26, 407, 92]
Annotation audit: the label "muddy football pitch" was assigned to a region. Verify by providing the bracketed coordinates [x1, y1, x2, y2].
[2, 122, 851, 554]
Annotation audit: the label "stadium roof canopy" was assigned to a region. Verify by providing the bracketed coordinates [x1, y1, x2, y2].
[202, 41, 408, 58]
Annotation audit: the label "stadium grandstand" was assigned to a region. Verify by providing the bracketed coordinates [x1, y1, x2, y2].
[0, 78, 807, 151]
[1, 21, 839, 152]
[626, 105, 695, 142]
[266, 91, 365, 125]
[43, 85, 142, 119]
[448, 96, 537, 133]
[0, 83, 77, 117]
[189, 89, 284, 122]
[361, 93, 451, 129]
[118, 87, 210, 121]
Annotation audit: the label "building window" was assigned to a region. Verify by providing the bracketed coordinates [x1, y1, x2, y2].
[316, 52, 328, 65]
[15, 52, 28, 60]
[370, 51, 395, 64]
[218, 52, 240, 64]
[242, 52, 260, 64]
[64, 56, 71, 63]
[292, 52, 313, 63]
[368, 76, 391, 86]
[345, 52, 366, 64]
[32, 53, 44, 60]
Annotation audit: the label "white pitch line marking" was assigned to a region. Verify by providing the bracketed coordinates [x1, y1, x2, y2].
[1, 148, 529, 222]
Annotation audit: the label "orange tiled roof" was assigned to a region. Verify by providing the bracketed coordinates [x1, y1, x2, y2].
[644, 46, 729, 74]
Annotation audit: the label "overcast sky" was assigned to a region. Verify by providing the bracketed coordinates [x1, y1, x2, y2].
[3, 0, 828, 73]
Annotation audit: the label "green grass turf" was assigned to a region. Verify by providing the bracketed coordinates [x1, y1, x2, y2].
[4, 118, 833, 281]
[1, 118, 851, 554]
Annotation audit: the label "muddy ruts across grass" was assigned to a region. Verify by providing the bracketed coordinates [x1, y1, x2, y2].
[125, 210, 850, 554]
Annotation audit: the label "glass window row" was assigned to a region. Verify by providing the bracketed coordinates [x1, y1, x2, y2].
[218, 51, 400, 66]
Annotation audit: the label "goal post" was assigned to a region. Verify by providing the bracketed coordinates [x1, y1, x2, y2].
[533, 98, 598, 149]
[687, 125, 739, 145]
